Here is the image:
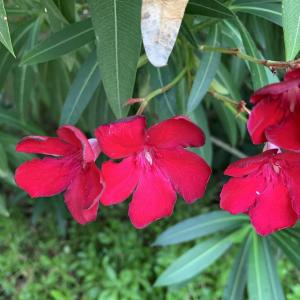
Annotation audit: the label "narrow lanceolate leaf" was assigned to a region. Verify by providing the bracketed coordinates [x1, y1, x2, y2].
[282, 0, 300, 60]
[0, 143, 14, 186]
[154, 211, 248, 246]
[141, 0, 188, 67]
[231, 3, 282, 26]
[187, 24, 220, 113]
[155, 238, 232, 286]
[247, 234, 284, 300]
[0, 0, 14, 56]
[0, 110, 44, 134]
[223, 234, 251, 300]
[189, 105, 213, 164]
[89, 0, 142, 118]
[235, 17, 270, 90]
[60, 51, 101, 125]
[187, 0, 234, 18]
[21, 19, 94, 65]
[273, 231, 300, 270]
[0, 194, 9, 217]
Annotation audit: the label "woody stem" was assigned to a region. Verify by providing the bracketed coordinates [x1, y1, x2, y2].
[199, 45, 300, 69]
[137, 68, 187, 115]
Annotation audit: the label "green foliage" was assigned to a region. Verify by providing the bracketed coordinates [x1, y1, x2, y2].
[0, 1, 300, 299]
[282, 0, 300, 59]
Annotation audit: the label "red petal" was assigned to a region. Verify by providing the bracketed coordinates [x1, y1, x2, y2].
[225, 150, 277, 177]
[284, 162, 300, 216]
[284, 68, 300, 81]
[128, 166, 176, 228]
[247, 99, 285, 144]
[266, 109, 300, 151]
[57, 126, 95, 162]
[15, 157, 75, 197]
[156, 149, 211, 203]
[16, 136, 74, 156]
[250, 80, 300, 104]
[64, 163, 103, 224]
[249, 182, 297, 235]
[147, 116, 205, 149]
[220, 175, 265, 214]
[100, 157, 140, 205]
[95, 116, 146, 159]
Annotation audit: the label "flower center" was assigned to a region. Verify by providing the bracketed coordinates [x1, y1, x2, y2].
[144, 150, 153, 165]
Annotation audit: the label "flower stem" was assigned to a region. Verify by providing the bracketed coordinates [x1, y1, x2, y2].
[199, 45, 300, 69]
[137, 68, 187, 115]
[210, 136, 248, 159]
[208, 89, 249, 122]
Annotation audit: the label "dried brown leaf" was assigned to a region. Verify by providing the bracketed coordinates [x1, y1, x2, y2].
[141, 0, 188, 67]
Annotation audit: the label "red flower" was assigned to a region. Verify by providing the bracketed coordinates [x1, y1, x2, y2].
[15, 126, 103, 224]
[220, 149, 300, 235]
[95, 115, 211, 228]
[248, 68, 300, 150]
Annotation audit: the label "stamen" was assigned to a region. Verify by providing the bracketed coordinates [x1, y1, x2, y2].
[145, 151, 153, 165]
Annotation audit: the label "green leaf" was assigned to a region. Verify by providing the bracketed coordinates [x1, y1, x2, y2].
[42, 0, 68, 32]
[231, 3, 282, 26]
[60, 51, 101, 125]
[0, 0, 14, 56]
[211, 97, 238, 146]
[187, 0, 234, 18]
[223, 234, 251, 300]
[247, 234, 284, 300]
[155, 237, 232, 286]
[189, 105, 213, 165]
[0, 143, 14, 186]
[235, 17, 270, 89]
[89, 0, 142, 118]
[154, 211, 248, 246]
[21, 19, 94, 65]
[282, 0, 300, 60]
[0, 21, 34, 90]
[0, 109, 44, 134]
[187, 24, 221, 113]
[273, 231, 300, 270]
[0, 194, 9, 217]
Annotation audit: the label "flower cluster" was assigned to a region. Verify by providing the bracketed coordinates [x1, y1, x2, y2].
[221, 68, 300, 235]
[15, 116, 211, 227]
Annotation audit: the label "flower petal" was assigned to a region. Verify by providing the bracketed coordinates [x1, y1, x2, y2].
[147, 116, 205, 149]
[64, 163, 103, 224]
[57, 125, 95, 162]
[249, 182, 297, 235]
[250, 80, 300, 104]
[284, 68, 300, 81]
[224, 150, 277, 177]
[129, 166, 176, 228]
[266, 108, 300, 151]
[16, 136, 74, 156]
[15, 157, 75, 197]
[220, 175, 265, 214]
[284, 163, 300, 216]
[95, 116, 146, 159]
[100, 157, 140, 205]
[156, 149, 211, 203]
[247, 99, 285, 144]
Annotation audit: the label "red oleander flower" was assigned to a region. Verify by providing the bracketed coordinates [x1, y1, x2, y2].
[220, 149, 300, 235]
[15, 126, 103, 224]
[248, 68, 300, 150]
[95, 115, 211, 228]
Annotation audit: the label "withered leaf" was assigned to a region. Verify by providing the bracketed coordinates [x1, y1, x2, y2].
[141, 0, 188, 67]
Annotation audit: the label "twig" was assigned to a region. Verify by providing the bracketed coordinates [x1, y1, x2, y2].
[199, 45, 300, 70]
[136, 68, 187, 115]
